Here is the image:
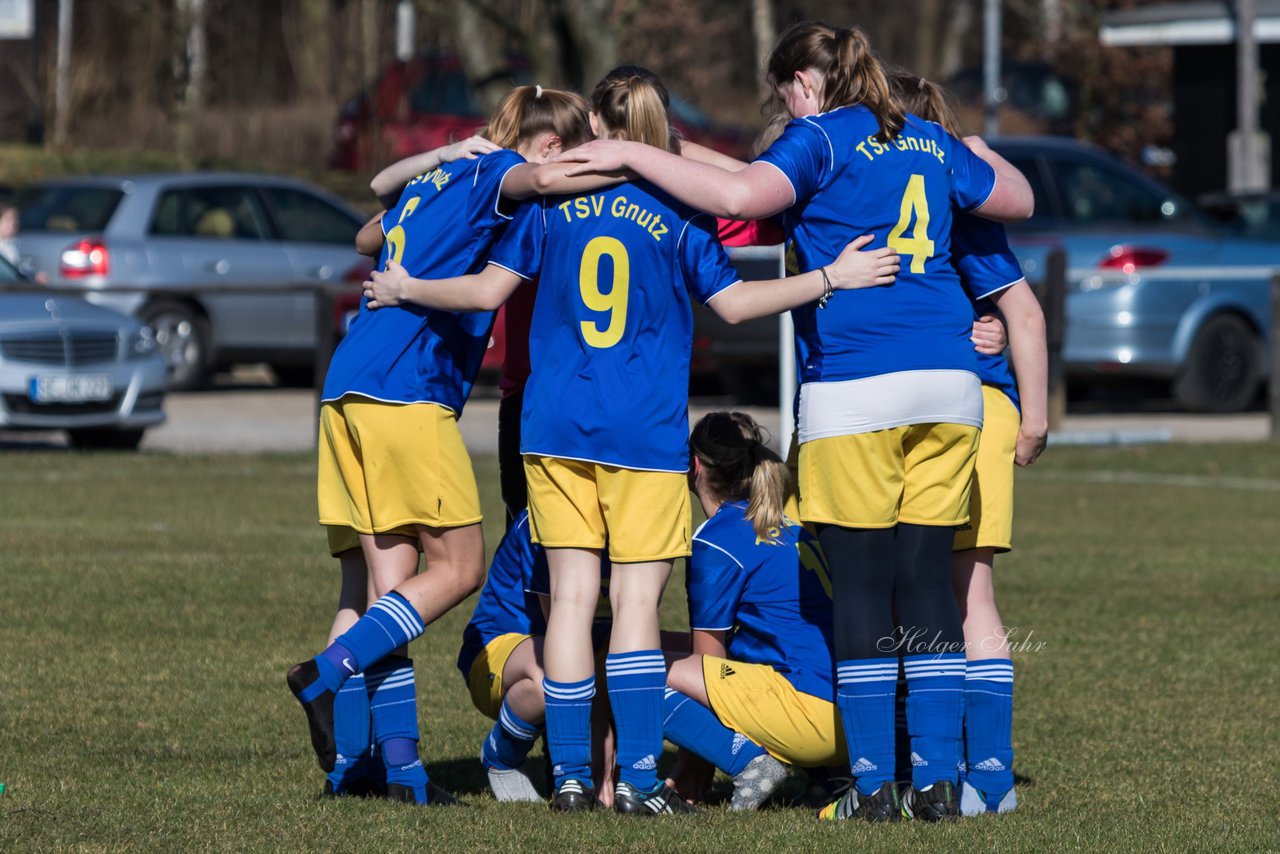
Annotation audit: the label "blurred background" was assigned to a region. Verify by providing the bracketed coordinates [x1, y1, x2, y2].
[1, 0, 1278, 453]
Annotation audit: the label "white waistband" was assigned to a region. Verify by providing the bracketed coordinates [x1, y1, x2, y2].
[798, 370, 983, 442]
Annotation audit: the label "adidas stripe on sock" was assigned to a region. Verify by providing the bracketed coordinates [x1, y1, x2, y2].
[606, 650, 666, 792]
[836, 658, 898, 795]
[482, 697, 543, 771]
[662, 687, 764, 777]
[904, 653, 966, 788]
[964, 659, 1014, 799]
[543, 675, 595, 788]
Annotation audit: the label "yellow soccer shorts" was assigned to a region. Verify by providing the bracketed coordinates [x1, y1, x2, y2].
[467, 632, 532, 720]
[799, 422, 980, 528]
[702, 656, 845, 767]
[325, 524, 421, 557]
[317, 397, 482, 533]
[954, 386, 1019, 553]
[524, 455, 691, 563]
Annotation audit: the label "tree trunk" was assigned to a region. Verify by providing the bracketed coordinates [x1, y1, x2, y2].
[559, 0, 617, 91]
[173, 0, 207, 169]
[51, 0, 73, 150]
[937, 0, 974, 79]
[913, 0, 943, 81]
[449, 0, 515, 112]
[751, 0, 776, 104]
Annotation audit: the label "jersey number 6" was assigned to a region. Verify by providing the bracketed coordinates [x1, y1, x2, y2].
[384, 196, 422, 267]
[887, 174, 935, 274]
[578, 236, 630, 349]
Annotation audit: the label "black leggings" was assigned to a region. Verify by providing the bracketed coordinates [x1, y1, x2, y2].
[498, 390, 527, 527]
[819, 523, 964, 662]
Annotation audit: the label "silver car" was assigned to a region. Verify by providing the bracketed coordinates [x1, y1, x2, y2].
[13, 173, 368, 389]
[0, 257, 165, 449]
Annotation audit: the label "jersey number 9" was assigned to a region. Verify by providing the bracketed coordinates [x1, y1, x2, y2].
[887, 174, 935, 274]
[384, 196, 422, 267]
[578, 236, 630, 349]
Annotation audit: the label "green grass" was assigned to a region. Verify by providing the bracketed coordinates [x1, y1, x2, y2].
[1, 444, 1278, 851]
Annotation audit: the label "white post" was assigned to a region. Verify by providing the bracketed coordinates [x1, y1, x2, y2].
[396, 0, 415, 62]
[52, 0, 72, 148]
[778, 310, 796, 458]
[983, 0, 1002, 138]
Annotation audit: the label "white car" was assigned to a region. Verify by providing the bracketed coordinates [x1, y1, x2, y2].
[0, 257, 166, 449]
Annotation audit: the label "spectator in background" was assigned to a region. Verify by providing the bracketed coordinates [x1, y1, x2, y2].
[0, 205, 20, 267]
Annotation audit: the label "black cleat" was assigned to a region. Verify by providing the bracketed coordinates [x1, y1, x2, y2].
[817, 780, 902, 822]
[613, 781, 702, 816]
[902, 780, 959, 821]
[286, 660, 336, 773]
[550, 778, 596, 812]
[384, 781, 470, 806]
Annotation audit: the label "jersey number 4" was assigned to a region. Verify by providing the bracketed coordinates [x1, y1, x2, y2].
[887, 174, 935, 274]
[578, 236, 630, 349]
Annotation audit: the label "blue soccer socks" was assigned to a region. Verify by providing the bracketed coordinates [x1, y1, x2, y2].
[835, 658, 899, 796]
[482, 697, 543, 771]
[327, 672, 373, 793]
[367, 656, 427, 802]
[335, 591, 425, 673]
[543, 675, 595, 788]
[662, 688, 764, 777]
[903, 653, 966, 788]
[606, 650, 667, 792]
[963, 659, 1014, 802]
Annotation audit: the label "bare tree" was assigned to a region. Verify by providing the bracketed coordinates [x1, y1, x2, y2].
[751, 0, 777, 102]
[173, 0, 207, 168]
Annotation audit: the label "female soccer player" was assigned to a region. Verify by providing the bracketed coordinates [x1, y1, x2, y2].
[286, 85, 594, 806]
[555, 23, 1035, 821]
[660, 412, 842, 812]
[361, 64, 897, 815]
[888, 69, 1049, 816]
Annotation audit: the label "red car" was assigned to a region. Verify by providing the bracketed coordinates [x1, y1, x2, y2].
[332, 55, 750, 173]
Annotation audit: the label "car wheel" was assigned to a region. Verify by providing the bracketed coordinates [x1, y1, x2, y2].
[1173, 314, 1262, 413]
[141, 300, 210, 390]
[67, 427, 146, 450]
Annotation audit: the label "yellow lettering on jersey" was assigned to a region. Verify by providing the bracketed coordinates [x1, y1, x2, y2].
[856, 134, 946, 164]
[557, 192, 667, 242]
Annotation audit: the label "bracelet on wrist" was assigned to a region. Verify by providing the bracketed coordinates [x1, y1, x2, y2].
[818, 266, 833, 309]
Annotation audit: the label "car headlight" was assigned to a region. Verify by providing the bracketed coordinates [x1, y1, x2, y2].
[129, 326, 157, 359]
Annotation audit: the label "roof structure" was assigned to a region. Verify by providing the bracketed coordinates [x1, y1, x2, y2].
[1101, 0, 1280, 46]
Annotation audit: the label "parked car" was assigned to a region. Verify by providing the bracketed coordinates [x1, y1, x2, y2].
[331, 54, 750, 173]
[1197, 190, 1280, 242]
[0, 256, 166, 449]
[13, 174, 370, 389]
[993, 136, 1275, 412]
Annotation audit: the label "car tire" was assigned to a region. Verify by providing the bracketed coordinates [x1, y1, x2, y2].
[1173, 314, 1263, 413]
[140, 300, 210, 391]
[67, 427, 146, 450]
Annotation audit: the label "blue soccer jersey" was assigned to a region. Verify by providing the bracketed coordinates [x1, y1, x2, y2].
[322, 148, 526, 411]
[489, 183, 740, 472]
[756, 108, 997, 384]
[952, 212, 1025, 411]
[687, 501, 836, 700]
[456, 510, 548, 679]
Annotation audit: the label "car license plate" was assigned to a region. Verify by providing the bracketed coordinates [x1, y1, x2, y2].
[29, 374, 112, 403]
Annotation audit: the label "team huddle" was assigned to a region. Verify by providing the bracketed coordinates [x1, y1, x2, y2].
[285, 19, 1048, 823]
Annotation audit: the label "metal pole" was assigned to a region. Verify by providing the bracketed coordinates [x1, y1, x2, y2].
[52, 0, 72, 149]
[983, 0, 1002, 137]
[314, 287, 336, 441]
[1234, 0, 1267, 192]
[395, 0, 415, 62]
[1043, 247, 1067, 431]
[779, 311, 795, 457]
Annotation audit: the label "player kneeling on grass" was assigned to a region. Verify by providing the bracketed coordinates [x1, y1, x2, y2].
[457, 509, 615, 802]
[660, 412, 845, 811]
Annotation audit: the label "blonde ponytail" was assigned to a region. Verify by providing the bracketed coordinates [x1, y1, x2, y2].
[589, 65, 681, 152]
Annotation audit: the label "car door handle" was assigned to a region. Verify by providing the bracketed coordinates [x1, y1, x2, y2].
[203, 259, 230, 274]
[307, 265, 334, 279]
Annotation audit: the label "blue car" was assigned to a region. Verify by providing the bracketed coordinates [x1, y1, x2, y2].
[992, 137, 1274, 412]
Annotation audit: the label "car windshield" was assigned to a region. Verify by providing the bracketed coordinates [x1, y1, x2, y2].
[16, 185, 124, 233]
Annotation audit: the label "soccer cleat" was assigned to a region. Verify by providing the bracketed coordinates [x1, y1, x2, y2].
[959, 781, 1017, 816]
[901, 780, 959, 821]
[730, 754, 789, 811]
[321, 776, 384, 799]
[613, 781, 702, 816]
[816, 780, 902, 822]
[486, 766, 543, 803]
[385, 780, 469, 806]
[286, 659, 337, 772]
[550, 778, 596, 812]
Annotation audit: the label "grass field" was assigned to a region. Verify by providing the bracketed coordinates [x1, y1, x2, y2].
[1, 444, 1278, 851]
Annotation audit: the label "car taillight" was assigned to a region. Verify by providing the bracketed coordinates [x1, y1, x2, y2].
[1099, 245, 1169, 275]
[60, 238, 109, 278]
